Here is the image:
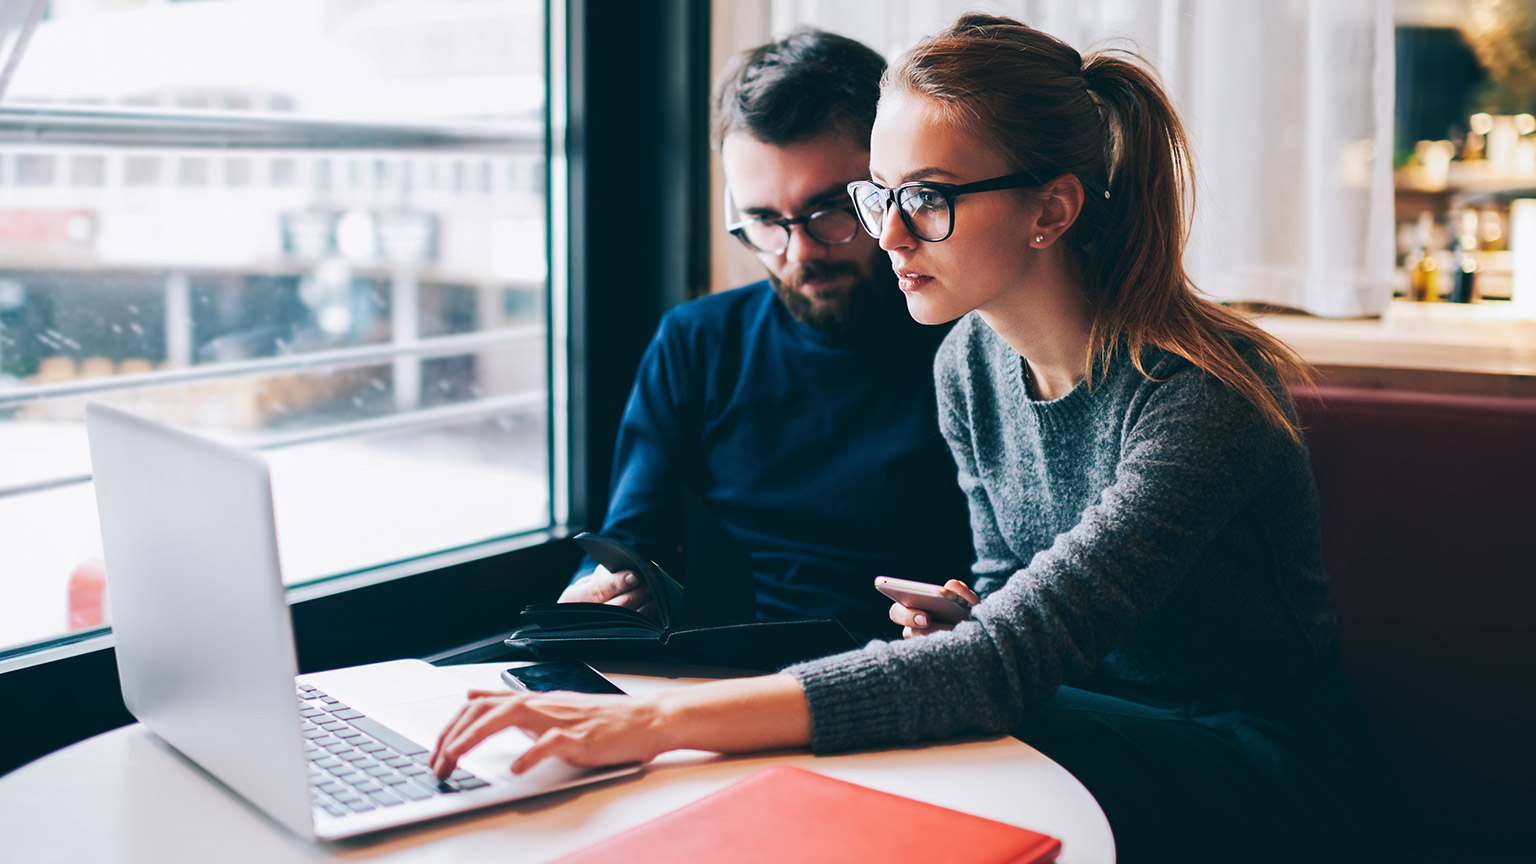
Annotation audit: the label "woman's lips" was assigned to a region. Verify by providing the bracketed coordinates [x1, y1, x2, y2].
[895, 269, 932, 292]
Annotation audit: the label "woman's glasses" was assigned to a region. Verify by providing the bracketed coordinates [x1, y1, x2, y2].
[846, 170, 1044, 243]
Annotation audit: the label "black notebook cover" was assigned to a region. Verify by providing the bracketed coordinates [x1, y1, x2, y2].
[504, 532, 860, 671]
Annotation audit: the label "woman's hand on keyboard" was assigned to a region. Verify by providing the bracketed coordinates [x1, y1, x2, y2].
[430, 689, 664, 779]
[430, 675, 812, 779]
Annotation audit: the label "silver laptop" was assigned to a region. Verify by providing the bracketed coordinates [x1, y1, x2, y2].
[85, 402, 638, 840]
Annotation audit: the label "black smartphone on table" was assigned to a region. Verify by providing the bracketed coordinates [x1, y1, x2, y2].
[501, 661, 627, 695]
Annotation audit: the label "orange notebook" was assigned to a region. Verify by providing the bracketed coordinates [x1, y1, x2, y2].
[552, 764, 1062, 864]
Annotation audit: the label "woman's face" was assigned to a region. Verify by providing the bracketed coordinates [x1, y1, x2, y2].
[867, 91, 1040, 326]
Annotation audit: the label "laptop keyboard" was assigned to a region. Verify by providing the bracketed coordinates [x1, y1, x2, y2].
[297, 682, 489, 817]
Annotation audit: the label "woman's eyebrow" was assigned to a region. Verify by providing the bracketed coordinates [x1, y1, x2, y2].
[870, 166, 962, 185]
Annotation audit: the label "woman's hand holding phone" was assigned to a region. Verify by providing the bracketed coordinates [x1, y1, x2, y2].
[875, 576, 980, 638]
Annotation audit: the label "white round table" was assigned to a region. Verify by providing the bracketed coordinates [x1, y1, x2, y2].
[0, 662, 1116, 863]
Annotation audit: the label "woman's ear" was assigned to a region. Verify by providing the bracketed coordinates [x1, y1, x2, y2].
[1029, 175, 1086, 247]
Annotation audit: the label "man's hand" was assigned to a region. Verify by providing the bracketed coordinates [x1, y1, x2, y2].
[558, 565, 658, 619]
[888, 579, 980, 638]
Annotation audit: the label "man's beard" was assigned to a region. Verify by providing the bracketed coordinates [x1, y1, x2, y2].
[769, 257, 901, 338]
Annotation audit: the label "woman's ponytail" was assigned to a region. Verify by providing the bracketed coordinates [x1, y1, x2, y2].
[1079, 51, 1314, 437]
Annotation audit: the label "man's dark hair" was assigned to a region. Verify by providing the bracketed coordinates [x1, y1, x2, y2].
[712, 28, 885, 149]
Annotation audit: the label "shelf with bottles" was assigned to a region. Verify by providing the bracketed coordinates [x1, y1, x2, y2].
[1393, 114, 1536, 302]
[1394, 207, 1513, 304]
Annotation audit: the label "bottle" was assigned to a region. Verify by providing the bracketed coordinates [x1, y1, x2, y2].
[1411, 249, 1440, 302]
[1407, 212, 1440, 302]
[1450, 238, 1478, 303]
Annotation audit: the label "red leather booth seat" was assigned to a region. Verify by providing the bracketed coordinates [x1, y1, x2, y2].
[1291, 385, 1536, 862]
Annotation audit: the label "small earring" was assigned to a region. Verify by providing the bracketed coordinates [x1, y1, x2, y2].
[1034, 233, 1045, 244]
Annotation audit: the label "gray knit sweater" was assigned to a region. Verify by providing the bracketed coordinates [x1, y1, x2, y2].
[785, 312, 1334, 753]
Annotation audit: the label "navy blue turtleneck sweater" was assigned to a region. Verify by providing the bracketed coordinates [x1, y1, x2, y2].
[586, 281, 974, 641]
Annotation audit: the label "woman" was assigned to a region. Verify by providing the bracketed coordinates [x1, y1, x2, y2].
[433, 14, 1394, 862]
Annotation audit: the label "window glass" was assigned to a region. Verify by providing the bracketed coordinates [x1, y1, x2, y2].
[0, 0, 550, 655]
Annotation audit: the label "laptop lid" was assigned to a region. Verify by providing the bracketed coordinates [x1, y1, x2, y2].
[86, 403, 642, 840]
[86, 402, 314, 839]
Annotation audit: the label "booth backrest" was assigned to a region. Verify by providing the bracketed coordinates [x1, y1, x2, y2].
[1291, 385, 1536, 859]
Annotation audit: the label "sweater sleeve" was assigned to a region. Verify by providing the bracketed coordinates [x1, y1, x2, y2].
[785, 360, 1294, 752]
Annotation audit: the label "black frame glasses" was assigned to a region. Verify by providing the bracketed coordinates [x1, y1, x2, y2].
[726, 206, 862, 255]
[846, 169, 1045, 243]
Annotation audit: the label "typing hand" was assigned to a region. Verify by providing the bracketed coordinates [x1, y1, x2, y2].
[889, 579, 980, 638]
[558, 565, 657, 620]
[431, 689, 662, 779]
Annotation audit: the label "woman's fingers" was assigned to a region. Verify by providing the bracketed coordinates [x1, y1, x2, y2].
[890, 601, 934, 629]
[433, 689, 502, 755]
[889, 601, 955, 638]
[888, 577, 982, 639]
[432, 693, 530, 778]
[431, 690, 660, 778]
[511, 728, 557, 775]
[901, 623, 954, 637]
[944, 579, 981, 606]
[509, 725, 628, 775]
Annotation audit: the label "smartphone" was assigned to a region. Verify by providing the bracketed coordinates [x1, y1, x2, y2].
[874, 576, 973, 623]
[501, 661, 627, 695]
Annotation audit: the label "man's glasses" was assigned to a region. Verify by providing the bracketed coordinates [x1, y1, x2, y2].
[846, 170, 1045, 243]
[727, 206, 862, 255]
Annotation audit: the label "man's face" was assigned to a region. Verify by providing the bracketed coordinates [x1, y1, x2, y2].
[721, 131, 889, 333]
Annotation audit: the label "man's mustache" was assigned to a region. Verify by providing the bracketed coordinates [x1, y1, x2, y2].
[779, 260, 863, 292]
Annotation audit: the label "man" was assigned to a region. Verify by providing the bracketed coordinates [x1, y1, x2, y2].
[560, 29, 972, 641]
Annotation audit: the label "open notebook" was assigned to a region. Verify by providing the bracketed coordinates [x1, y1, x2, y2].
[504, 532, 861, 670]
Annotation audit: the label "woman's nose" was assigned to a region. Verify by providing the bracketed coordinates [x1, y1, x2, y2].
[877, 208, 915, 252]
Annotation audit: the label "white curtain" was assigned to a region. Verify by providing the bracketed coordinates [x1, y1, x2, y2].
[742, 0, 1397, 317]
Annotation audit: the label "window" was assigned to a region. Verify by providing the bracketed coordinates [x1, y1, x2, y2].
[0, 0, 553, 656]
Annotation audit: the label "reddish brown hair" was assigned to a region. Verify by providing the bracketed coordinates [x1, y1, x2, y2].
[888, 13, 1311, 439]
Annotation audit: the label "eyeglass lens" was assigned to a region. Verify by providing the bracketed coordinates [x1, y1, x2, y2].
[849, 183, 952, 242]
[739, 208, 859, 254]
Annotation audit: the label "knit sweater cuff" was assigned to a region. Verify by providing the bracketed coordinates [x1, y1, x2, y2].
[784, 646, 903, 754]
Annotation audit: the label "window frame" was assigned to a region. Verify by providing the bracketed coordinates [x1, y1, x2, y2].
[0, 100, 554, 659]
[0, 0, 711, 777]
